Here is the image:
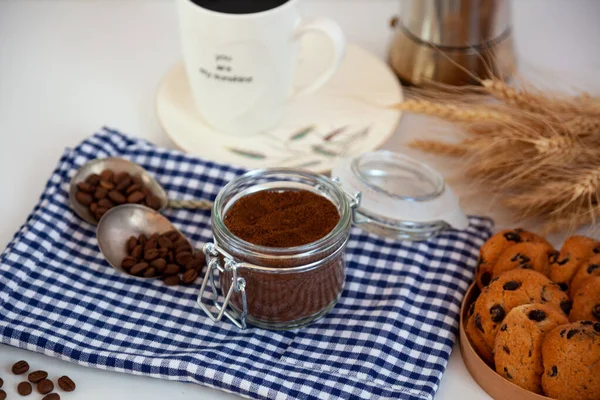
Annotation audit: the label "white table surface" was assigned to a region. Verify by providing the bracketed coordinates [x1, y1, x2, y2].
[1, 0, 599, 399]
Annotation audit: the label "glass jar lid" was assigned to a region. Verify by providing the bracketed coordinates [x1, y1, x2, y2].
[331, 151, 468, 240]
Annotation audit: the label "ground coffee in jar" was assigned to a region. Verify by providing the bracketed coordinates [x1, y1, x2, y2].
[203, 169, 353, 330]
[224, 190, 340, 248]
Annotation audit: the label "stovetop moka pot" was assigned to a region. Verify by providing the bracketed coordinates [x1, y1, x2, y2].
[389, 0, 515, 86]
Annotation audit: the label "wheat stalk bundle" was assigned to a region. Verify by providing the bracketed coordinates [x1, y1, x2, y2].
[392, 79, 600, 233]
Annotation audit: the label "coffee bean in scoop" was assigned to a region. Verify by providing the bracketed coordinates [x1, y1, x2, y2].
[120, 231, 204, 285]
[74, 168, 162, 221]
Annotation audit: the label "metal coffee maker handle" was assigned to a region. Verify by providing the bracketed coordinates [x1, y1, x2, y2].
[389, 0, 515, 86]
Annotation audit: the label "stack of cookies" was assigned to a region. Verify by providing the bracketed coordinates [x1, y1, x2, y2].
[466, 229, 600, 400]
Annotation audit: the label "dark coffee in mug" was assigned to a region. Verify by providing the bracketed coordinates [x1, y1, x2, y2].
[190, 0, 289, 14]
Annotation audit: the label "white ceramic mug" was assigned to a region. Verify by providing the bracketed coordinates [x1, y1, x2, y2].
[176, 0, 346, 135]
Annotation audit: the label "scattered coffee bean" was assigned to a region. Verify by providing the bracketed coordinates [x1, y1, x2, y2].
[57, 376, 76, 392]
[12, 360, 30, 375]
[28, 370, 48, 383]
[130, 262, 150, 276]
[0, 389, 6, 400]
[42, 394, 60, 400]
[18, 381, 32, 396]
[182, 269, 198, 285]
[0, 377, 3, 388]
[163, 275, 182, 286]
[37, 379, 53, 395]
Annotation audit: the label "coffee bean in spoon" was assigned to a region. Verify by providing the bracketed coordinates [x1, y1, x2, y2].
[18, 381, 32, 396]
[130, 262, 150, 276]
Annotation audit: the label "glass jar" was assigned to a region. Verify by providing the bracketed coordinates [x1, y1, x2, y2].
[198, 169, 356, 330]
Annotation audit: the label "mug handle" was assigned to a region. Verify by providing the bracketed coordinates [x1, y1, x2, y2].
[291, 18, 346, 97]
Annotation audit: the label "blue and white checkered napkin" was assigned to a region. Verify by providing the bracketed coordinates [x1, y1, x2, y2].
[0, 128, 493, 400]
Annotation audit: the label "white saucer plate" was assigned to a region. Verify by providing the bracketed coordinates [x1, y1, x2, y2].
[156, 39, 403, 173]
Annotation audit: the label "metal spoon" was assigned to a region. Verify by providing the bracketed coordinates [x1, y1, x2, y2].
[96, 204, 194, 280]
[69, 157, 213, 224]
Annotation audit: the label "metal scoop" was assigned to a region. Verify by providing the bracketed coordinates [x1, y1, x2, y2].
[69, 157, 213, 225]
[96, 204, 194, 280]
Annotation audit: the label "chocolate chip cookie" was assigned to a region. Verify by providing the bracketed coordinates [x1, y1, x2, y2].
[476, 229, 549, 290]
[549, 235, 600, 293]
[570, 276, 600, 322]
[569, 253, 600, 298]
[473, 269, 569, 350]
[466, 310, 495, 366]
[541, 321, 600, 400]
[494, 303, 568, 393]
[492, 241, 556, 279]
